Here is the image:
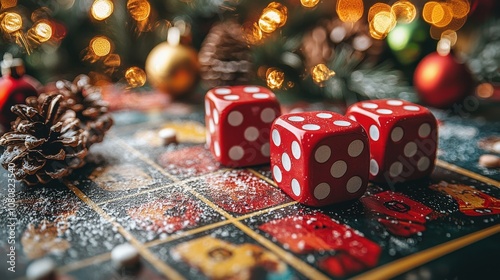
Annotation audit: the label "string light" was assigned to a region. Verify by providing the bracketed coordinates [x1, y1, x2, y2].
[312, 64, 335, 85]
[266, 68, 285, 89]
[336, 0, 364, 23]
[391, 1, 417, 24]
[1, 12, 22, 33]
[33, 21, 52, 42]
[300, 0, 320, 8]
[90, 36, 111, 57]
[127, 0, 151, 22]
[103, 53, 121, 67]
[91, 0, 113, 21]
[125, 66, 146, 88]
[258, 2, 287, 33]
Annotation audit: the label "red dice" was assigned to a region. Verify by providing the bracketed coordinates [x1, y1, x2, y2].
[270, 111, 370, 207]
[205, 85, 281, 167]
[346, 99, 437, 184]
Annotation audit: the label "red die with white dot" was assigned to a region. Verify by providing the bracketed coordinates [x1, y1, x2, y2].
[205, 85, 281, 167]
[346, 99, 438, 183]
[270, 111, 370, 207]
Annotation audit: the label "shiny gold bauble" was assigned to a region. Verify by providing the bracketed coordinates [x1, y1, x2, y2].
[145, 42, 199, 98]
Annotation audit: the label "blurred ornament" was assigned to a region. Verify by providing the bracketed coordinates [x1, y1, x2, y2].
[125, 66, 146, 88]
[311, 64, 335, 86]
[258, 2, 287, 33]
[391, 1, 417, 24]
[302, 18, 383, 69]
[0, 54, 38, 133]
[145, 40, 199, 98]
[414, 52, 474, 108]
[199, 21, 253, 89]
[336, 0, 364, 23]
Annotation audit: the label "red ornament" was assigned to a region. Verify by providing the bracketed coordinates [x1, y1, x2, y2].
[0, 55, 38, 133]
[413, 52, 474, 108]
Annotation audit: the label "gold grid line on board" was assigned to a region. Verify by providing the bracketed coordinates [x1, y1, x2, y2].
[65, 182, 185, 280]
[95, 168, 229, 206]
[353, 224, 500, 280]
[106, 136, 500, 279]
[56, 198, 297, 276]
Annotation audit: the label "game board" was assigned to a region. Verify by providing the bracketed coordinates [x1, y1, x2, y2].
[0, 104, 499, 280]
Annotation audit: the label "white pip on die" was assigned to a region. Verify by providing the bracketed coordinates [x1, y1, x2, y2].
[270, 111, 370, 207]
[205, 86, 281, 167]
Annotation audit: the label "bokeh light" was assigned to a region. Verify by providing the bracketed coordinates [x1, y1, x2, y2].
[258, 2, 287, 33]
[476, 83, 494, 99]
[266, 67, 285, 89]
[369, 11, 396, 40]
[90, 36, 111, 57]
[0, 0, 17, 9]
[125, 66, 146, 88]
[387, 24, 411, 51]
[243, 22, 263, 45]
[432, 3, 453, 28]
[336, 0, 364, 23]
[91, 0, 114, 21]
[368, 3, 391, 22]
[33, 21, 53, 42]
[312, 64, 335, 85]
[1, 12, 22, 33]
[391, 1, 417, 24]
[436, 38, 451, 55]
[441, 30, 457, 46]
[423, 1, 440, 24]
[300, 0, 319, 8]
[127, 0, 151, 22]
[448, 0, 469, 19]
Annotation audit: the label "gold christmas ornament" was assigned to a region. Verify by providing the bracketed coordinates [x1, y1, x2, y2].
[145, 42, 199, 98]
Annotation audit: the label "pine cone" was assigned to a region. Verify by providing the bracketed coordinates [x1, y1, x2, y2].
[44, 75, 113, 146]
[0, 95, 88, 185]
[199, 21, 253, 89]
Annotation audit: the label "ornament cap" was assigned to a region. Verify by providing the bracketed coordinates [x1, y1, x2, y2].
[1, 53, 25, 79]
